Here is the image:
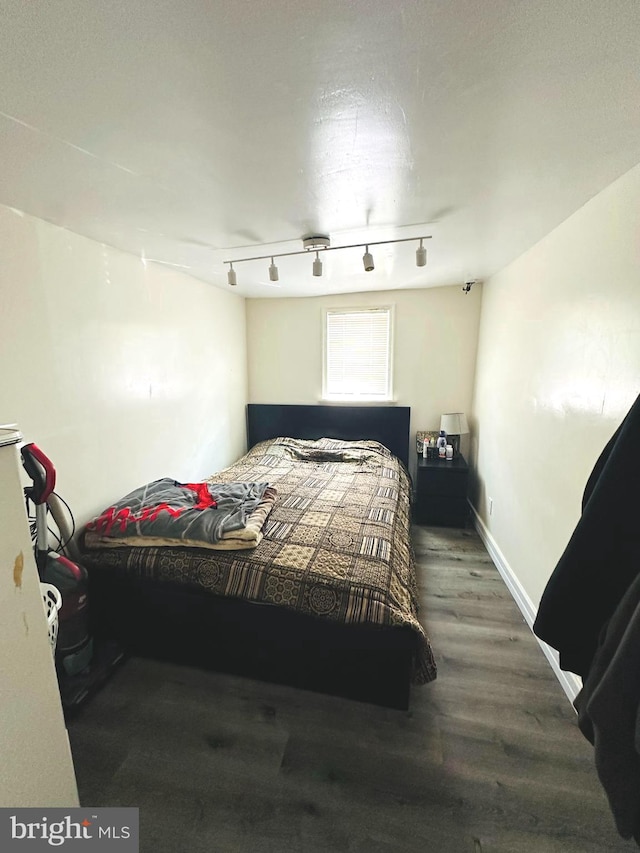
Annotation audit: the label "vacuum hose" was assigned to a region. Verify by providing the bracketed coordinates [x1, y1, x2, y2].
[47, 491, 80, 561]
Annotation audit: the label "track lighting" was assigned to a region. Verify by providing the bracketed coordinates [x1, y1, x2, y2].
[362, 246, 374, 272]
[223, 234, 432, 285]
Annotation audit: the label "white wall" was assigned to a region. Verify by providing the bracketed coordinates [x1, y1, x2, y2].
[0, 205, 248, 527]
[472, 162, 640, 608]
[246, 287, 482, 476]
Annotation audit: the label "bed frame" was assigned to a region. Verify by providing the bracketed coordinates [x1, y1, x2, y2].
[247, 403, 411, 469]
[88, 404, 417, 710]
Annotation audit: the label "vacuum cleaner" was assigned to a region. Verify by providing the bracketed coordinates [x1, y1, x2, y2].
[21, 442, 93, 676]
[21, 442, 122, 711]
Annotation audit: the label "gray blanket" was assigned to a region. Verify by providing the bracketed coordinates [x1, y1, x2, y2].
[85, 479, 269, 544]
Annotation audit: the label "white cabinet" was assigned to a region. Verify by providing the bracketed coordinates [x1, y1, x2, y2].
[0, 428, 78, 806]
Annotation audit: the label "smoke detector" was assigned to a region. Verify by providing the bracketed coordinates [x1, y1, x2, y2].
[302, 235, 330, 251]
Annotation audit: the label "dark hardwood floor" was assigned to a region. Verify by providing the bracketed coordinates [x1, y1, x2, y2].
[68, 525, 633, 852]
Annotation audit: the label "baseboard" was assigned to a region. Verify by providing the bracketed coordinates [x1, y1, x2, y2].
[470, 503, 582, 707]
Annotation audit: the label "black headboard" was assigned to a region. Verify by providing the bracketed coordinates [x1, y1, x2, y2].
[247, 404, 410, 469]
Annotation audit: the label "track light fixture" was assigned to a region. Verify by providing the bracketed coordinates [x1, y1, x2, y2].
[223, 234, 432, 285]
[416, 238, 427, 267]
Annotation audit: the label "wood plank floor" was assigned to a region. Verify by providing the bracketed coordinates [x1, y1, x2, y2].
[68, 525, 634, 852]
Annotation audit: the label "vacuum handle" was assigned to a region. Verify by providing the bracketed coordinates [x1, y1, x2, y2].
[21, 443, 56, 505]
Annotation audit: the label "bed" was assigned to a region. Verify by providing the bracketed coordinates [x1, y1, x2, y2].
[81, 404, 436, 709]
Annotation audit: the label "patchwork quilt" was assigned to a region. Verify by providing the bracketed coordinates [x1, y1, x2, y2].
[81, 437, 437, 684]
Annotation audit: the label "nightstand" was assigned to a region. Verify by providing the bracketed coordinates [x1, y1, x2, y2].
[414, 456, 469, 527]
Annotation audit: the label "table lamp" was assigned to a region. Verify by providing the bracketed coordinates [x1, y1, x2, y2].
[440, 413, 469, 458]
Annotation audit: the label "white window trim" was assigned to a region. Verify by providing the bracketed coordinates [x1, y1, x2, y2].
[321, 306, 395, 403]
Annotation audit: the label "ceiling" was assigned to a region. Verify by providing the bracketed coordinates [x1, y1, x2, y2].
[1, 1, 639, 298]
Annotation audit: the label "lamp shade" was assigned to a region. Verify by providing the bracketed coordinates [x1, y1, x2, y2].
[440, 412, 469, 436]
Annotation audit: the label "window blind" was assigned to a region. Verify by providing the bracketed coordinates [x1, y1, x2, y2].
[324, 308, 392, 400]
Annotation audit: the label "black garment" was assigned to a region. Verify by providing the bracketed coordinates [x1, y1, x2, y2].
[574, 571, 640, 843]
[533, 392, 640, 677]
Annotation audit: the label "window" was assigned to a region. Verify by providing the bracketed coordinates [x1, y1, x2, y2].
[323, 307, 393, 401]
